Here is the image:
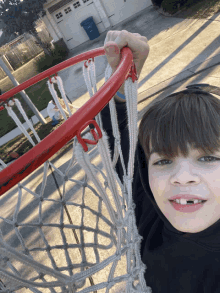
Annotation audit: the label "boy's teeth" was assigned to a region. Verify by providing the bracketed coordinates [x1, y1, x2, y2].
[174, 199, 202, 205]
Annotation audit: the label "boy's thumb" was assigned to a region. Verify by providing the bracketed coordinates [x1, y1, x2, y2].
[104, 41, 121, 73]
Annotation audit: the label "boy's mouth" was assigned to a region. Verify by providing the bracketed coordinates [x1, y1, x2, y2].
[169, 199, 207, 205]
[169, 199, 207, 213]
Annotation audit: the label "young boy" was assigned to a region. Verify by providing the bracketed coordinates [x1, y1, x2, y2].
[47, 100, 62, 126]
[103, 30, 220, 292]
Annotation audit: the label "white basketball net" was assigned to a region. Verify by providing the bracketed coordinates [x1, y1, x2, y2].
[0, 57, 152, 293]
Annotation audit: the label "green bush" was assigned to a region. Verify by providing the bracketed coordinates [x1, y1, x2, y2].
[161, 0, 184, 14]
[35, 43, 68, 73]
[184, 0, 203, 8]
[151, 0, 164, 7]
[161, 0, 203, 14]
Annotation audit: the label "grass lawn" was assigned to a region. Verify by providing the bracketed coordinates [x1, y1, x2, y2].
[0, 78, 55, 138]
[0, 115, 71, 164]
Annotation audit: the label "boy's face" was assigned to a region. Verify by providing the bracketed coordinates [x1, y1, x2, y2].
[148, 144, 220, 233]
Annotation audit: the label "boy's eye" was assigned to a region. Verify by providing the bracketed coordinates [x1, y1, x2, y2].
[199, 156, 220, 162]
[153, 156, 220, 166]
[153, 159, 171, 166]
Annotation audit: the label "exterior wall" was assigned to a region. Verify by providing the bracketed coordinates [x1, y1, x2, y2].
[43, 0, 152, 50]
[43, 0, 107, 50]
[93, 0, 111, 29]
[42, 15, 61, 42]
[42, 10, 64, 42]
[100, 0, 152, 27]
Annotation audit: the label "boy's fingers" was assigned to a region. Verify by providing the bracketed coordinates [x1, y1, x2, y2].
[104, 30, 149, 74]
[111, 30, 140, 53]
[104, 41, 121, 72]
[104, 41, 120, 55]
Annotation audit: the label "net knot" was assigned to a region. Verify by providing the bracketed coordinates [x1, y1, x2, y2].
[68, 264, 74, 270]
[49, 73, 58, 84]
[84, 58, 94, 69]
[115, 252, 121, 261]
[39, 272, 44, 279]
[46, 245, 51, 252]
[131, 267, 141, 278]
[124, 175, 133, 186]
[124, 203, 136, 222]
[107, 280, 116, 290]
[13, 222, 18, 228]
[116, 220, 125, 230]
[66, 281, 77, 291]
[63, 243, 68, 250]
[24, 248, 29, 255]
[8, 99, 14, 107]
[132, 202, 136, 209]
[140, 263, 147, 274]
[124, 210, 132, 223]
[128, 241, 135, 250]
[134, 235, 142, 244]
[104, 180, 108, 188]
[81, 181, 87, 188]
[0, 256, 9, 268]
[115, 138, 121, 145]
[128, 276, 133, 283]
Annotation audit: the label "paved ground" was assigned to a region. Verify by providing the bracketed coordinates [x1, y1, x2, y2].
[1, 4, 220, 292]
[58, 5, 220, 107]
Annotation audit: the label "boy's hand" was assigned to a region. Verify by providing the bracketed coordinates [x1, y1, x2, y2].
[104, 30, 149, 78]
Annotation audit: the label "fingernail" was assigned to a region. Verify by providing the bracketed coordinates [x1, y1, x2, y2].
[105, 44, 120, 55]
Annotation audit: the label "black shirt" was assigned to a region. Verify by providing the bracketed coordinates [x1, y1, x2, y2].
[101, 101, 220, 293]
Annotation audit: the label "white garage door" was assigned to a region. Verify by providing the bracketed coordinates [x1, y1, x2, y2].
[53, 0, 105, 50]
[101, 0, 152, 26]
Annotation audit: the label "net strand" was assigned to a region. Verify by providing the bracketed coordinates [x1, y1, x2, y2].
[5, 104, 36, 146]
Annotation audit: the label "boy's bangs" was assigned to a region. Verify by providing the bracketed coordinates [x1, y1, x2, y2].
[139, 90, 220, 160]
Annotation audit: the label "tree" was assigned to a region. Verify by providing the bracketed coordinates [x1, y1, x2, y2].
[0, 0, 52, 56]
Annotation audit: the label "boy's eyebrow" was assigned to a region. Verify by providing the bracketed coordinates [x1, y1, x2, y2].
[149, 149, 158, 157]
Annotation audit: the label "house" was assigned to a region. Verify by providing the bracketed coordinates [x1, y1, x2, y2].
[42, 0, 152, 51]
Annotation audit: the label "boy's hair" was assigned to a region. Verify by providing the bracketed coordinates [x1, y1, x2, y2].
[139, 89, 220, 161]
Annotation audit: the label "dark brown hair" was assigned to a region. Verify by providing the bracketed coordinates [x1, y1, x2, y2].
[139, 89, 220, 161]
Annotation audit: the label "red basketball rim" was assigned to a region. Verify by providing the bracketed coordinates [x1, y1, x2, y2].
[0, 46, 133, 195]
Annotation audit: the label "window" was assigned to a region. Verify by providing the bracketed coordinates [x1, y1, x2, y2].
[64, 6, 72, 14]
[82, 0, 90, 3]
[73, 1, 81, 9]
[55, 12, 63, 19]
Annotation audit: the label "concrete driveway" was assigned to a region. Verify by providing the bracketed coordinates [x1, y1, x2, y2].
[58, 5, 220, 107]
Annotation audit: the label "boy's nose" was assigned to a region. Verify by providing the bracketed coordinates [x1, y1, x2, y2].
[170, 168, 200, 185]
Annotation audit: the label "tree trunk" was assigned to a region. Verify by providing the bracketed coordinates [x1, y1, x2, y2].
[30, 28, 52, 57]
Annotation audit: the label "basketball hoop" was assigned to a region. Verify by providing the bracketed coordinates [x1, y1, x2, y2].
[0, 47, 133, 195]
[0, 47, 152, 293]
